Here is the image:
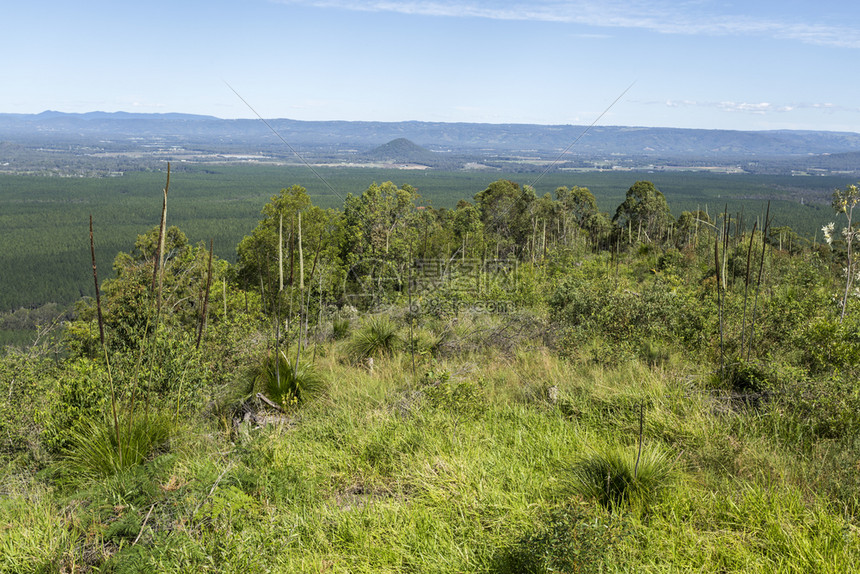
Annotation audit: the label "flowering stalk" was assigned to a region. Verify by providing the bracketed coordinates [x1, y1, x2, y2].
[829, 183, 860, 321]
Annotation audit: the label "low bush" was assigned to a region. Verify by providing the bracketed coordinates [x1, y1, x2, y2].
[549, 274, 706, 350]
[60, 411, 173, 482]
[491, 502, 626, 574]
[250, 350, 326, 408]
[331, 317, 351, 340]
[570, 444, 676, 511]
[344, 315, 401, 362]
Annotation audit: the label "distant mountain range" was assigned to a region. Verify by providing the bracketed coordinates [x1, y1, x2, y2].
[2, 111, 860, 174]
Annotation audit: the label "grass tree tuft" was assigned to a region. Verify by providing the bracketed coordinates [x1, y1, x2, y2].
[61, 412, 173, 482]
[345, 315, 401, 362]
[251, 350, 326, 408]
[571, 444, 676, 512]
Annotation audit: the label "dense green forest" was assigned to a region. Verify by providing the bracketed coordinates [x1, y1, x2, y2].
[0, 165, 846, 317]
[1, 169, 859, 572]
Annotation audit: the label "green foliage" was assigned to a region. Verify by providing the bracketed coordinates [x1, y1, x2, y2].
[613, 180, 674, 244]
[675, 209, 712, 249]
[799, 315, 860, 376]
[341, 181, 420, 262]
[236, 184, 335, 308]
[407, 326, 449, 359]
[60, 411, 173, 482]
[0, 354, 53, 461]
[420, 368, 484, 415]
[120, 330, 210, 409]
[474, 179, 536, 251]
[550, 273, 705, 349]
[251, 350, 326, 408]
[570, 444, 675, 511]
[718, 358, 774, 393]
[556, 185, 599, 241]
[345, 315, 401, 361]
[38, 357, 112, 454]
[492, 502, 626, 574]
[331, 317, 351, 340]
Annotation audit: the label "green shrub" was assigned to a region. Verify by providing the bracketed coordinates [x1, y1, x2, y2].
[39, 358, 112, 454]
[799, 316, 860, 377]
[61, 412, 173, 482]
[251, 350, 326, 408]
[571, 444, 675, 511]
[420, 369, 484, 415]
[331, 317, 351, 340]
[407, 326, 449, 358]
[717, 358, 773, 393]
[492, 502, 626, 574]
[640, 339, 672, 367]
[344, 315, 401, 362]
[549, 275, 704, 349]
[109, 330, 208, 411]
[0, 355, 52, 460]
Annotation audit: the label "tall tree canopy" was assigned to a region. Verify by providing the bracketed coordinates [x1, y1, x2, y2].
[612, 180, 673, 243]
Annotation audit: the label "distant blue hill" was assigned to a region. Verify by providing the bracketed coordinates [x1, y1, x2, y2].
[2, 111, 860, 159]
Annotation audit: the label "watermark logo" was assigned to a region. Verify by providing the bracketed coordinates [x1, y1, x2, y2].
[411, 298, 515, 316]
[412, 258, 518, 295]
[342, 257, 518, 313]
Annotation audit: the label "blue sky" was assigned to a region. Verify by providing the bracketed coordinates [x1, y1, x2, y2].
[3, 0, 860, 131]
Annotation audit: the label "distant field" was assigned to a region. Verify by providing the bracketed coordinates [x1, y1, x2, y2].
[0, 164, 851, 312]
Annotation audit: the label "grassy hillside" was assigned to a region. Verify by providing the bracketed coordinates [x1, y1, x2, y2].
[5, 348, 858, 572]
[2, 175, 859, 572]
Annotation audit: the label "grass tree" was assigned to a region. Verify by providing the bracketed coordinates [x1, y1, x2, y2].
[251, 349, 326, 408]
[571, 444, 675, 512]
[824, 183, 860, 321]
[345, 315, 401, 363]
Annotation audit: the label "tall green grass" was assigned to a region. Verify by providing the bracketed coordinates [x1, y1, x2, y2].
[60, 412, 173, 482]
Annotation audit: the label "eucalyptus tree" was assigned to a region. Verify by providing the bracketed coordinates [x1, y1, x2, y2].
[556, 185, 598, 244]
[474, 179, 535, 256]
[452, 200, 484, 260]
[339, 182, 422, 307]
[675, 210, 712, 250]
[612, 181, 673, 244]
[236, 185, 332, 307]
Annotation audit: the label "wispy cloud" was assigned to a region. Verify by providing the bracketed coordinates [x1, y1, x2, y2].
[131, 101, 167, 109]
[663, 100, 855, 115]
[272, 1, 860, 49]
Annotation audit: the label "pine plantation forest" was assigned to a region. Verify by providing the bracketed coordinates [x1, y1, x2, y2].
[2, 161, 860, 572]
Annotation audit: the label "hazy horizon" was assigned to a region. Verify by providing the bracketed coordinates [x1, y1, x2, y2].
[7, 109, 860, 135]
[3, 1, 860, 132]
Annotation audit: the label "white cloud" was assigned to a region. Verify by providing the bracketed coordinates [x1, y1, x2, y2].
[660, 99, 855, 115]
[272, 1, 860, 49]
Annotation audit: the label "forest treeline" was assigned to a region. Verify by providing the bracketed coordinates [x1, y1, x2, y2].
[2, 170, 860, 570]
[0, 167, 845, 316]
[63, 175, 851, 337]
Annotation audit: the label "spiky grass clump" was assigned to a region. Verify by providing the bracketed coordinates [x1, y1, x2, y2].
[61, 413, 173, 482]
[345, 315, 401, 362]
[252, 350, 326, 408]
[571, 444, 675, 511]
[408, 326, 451, 358]
[331, 317, 351, 341]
